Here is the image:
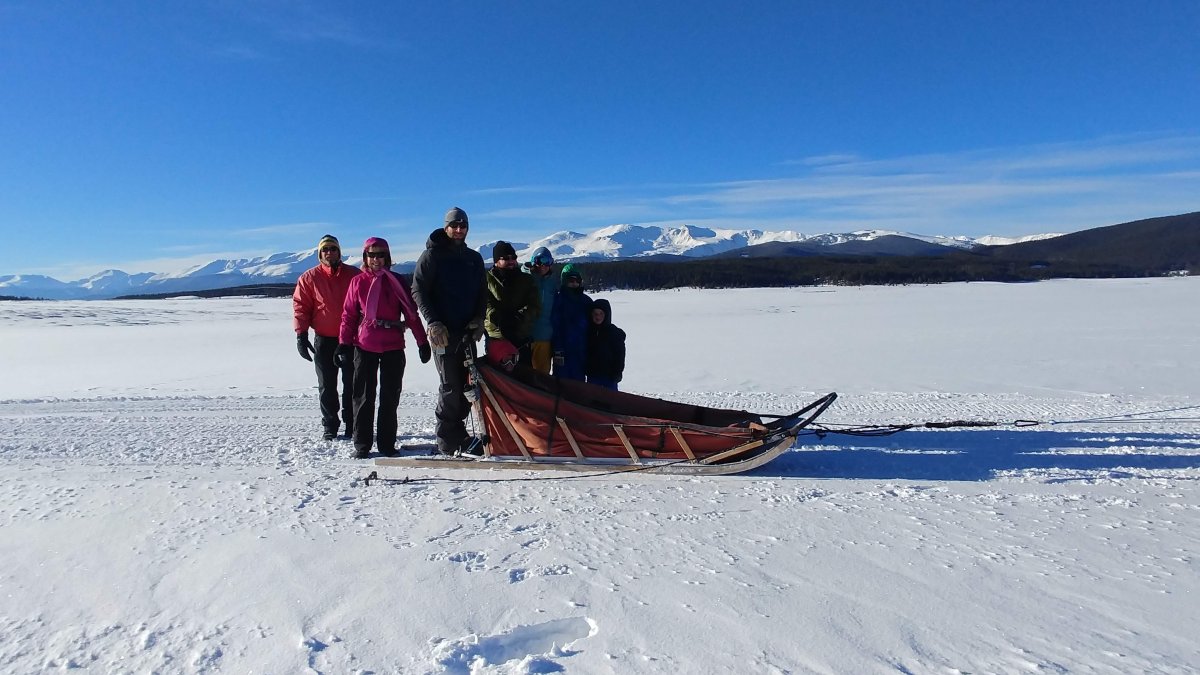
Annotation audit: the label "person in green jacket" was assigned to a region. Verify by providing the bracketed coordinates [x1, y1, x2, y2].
[484, 241, 539, 365]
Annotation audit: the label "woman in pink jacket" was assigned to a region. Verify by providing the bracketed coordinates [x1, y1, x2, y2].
[338, 237, 431, 459]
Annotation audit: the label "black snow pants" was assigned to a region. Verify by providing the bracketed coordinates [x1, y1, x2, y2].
[313, 334, 353, 436]
[352, 347, 406, 454]
[433, 337, 472, 455]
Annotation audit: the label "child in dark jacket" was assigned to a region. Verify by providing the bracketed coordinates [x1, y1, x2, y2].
[551, 264, 591, 381]
[585, 298, 626, 390]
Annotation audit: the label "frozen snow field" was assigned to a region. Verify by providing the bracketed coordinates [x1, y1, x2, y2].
[1, 277, 1197, 673]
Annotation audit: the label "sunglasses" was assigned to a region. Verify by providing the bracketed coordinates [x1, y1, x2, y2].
[447, 222, 468, 230]
[320, 246, 339, 253]
[364, 251, 388, 259]
[498, 255, 518, 261]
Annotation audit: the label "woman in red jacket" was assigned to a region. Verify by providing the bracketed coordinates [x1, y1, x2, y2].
[338, 237, 431, 459]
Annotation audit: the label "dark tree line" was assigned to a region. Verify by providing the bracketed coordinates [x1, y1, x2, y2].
[98, 251, 1190, 301]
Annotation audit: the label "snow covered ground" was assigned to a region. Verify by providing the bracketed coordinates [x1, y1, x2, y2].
[1, 277, 1197, 673]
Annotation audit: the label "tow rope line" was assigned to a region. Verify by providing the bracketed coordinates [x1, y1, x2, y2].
[798, 403, 1200, 439]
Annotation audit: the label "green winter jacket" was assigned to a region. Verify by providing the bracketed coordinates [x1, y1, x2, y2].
[484, 266, 540, 343]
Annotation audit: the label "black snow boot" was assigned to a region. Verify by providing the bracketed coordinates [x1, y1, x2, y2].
[459, 436, 485, 457]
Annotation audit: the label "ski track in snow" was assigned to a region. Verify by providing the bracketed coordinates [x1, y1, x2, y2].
[2, 391, 1198, 673]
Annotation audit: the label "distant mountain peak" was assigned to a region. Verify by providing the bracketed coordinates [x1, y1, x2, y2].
[2, 222, 1061, 299]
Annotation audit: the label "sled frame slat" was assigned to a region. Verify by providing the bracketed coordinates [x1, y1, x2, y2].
[669, 427, 697, 462]
[613, 425, 641, 463]
[480, 380, 533, 460]
[700, 439, 765, 465]
[556, 417, 586, 459]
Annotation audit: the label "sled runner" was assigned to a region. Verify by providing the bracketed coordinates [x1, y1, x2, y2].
[375, 354, 837, 476]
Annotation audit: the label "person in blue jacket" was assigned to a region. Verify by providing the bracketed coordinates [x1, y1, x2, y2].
[522, 246, 559, 374]
[551, 263, 591, 381]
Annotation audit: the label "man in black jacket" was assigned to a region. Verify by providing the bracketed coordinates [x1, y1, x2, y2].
[412, 207, 487, 455]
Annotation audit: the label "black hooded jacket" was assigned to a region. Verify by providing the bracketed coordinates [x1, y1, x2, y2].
[412, 228, 486, 333]
[585, 298, 626, 381]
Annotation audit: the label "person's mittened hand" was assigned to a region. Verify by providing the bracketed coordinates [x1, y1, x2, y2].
[427, 322, 449, 349]
[335, 344, 354, 369]
[296, 333, 315, 361]
[418, 342, 432, 364]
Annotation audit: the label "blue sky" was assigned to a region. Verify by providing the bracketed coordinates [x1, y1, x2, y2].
[3, 1, 1198, 280]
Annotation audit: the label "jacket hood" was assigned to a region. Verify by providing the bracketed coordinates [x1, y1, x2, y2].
[362, 236, 392, 269]
[425, 228, 451, 249]
[591, 298, 612, 326]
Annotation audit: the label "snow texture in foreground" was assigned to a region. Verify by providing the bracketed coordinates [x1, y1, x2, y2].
[0, 278, 1197, 673]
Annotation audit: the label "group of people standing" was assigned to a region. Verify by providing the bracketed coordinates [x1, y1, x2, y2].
[292, 207, 626, 459]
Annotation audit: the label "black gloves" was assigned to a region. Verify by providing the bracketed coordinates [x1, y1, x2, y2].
[296, 333, 315, 361]
[419, 342, 432, 364]
[335, 344, 354, 369]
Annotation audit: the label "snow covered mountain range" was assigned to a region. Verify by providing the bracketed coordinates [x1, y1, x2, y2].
[1, 224, 1055, 300]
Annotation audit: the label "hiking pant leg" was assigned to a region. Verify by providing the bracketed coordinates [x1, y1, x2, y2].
[530, 341, 553, 375]
[339, 348, 354, 435]
[375, 349, 406, 452]
[352, 348, 380, 454]
[433, 341, 469, 452]
[313, 334, 341, 433]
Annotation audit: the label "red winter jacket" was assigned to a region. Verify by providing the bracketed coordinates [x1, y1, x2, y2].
[292, 263, 361, 338]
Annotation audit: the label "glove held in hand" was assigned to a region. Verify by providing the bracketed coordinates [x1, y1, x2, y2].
[335, 344, 354, 369]
[296, 333, 315, 361]
[427, 322, 449, 349]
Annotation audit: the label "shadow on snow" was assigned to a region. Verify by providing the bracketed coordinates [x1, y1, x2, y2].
[757, 429, 1200, 482]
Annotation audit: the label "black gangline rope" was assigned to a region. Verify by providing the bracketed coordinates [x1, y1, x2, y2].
[793, 403, 1200, 440]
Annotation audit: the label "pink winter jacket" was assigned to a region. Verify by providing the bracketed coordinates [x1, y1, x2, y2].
[293, 263, 361, 338]
[338, 270, 429, 354]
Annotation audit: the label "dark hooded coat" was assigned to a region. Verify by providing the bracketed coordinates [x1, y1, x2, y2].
[411, 228, 486, 334]
[585, 298, 626, 383]
[551, 264, 591, 380]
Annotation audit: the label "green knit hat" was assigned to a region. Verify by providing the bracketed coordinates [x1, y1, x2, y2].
[560, 263, 582, 285]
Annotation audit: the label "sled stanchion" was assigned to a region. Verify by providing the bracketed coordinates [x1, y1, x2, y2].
[669, 427, 697, 462]
[479, 378, 532, 460]
[614, 425, 641, 463]
[558, 417, 586, 459]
